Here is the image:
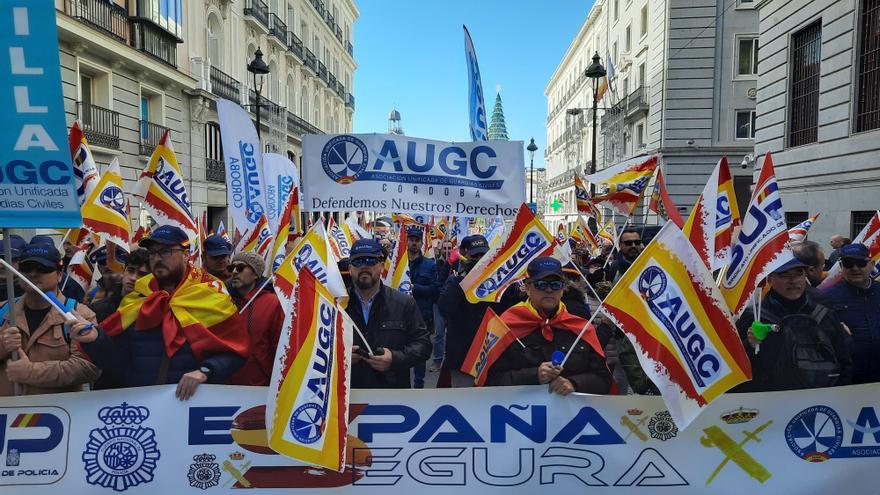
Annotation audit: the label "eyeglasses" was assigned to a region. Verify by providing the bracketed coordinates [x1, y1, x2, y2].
[530, 279, 565, 291]
[622, 240, 643, 247]
[147, 247, 184, 259]
[350, 257, 381, 268]
[841, 258, 869, 269]
[227, 263, 249, 273]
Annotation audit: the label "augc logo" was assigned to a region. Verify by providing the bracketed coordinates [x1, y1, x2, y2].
[321, 135, 368, 184]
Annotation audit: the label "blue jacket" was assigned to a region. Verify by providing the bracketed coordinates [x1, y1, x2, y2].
[82, 324, 245, 387]
[823, 280, 880, 384]
[408, 254, 439, 321]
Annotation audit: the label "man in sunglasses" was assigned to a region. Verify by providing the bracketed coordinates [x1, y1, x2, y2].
[202, 234, 234, 281]
[485, 257, 612, 395]
[608, 229, 644, 282]
[823, 243, 880, 384]
[72, 225, 248, 401]
[345, 238, 431, 389]
[0, 242, 100, 396]
[225, 251, 284, 386]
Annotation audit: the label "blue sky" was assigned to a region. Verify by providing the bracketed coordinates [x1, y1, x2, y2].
[351, 1, 591, 169]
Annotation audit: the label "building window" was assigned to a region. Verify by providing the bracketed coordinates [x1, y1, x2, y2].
[625, 25, 632, 52]
[851, 210, 875, 237]
[786, 211, 808, 229]
[737, 37, 759, 76]
[640, 5, 649, 37]
[287, 150, 296, 162]
[205, 122, 222, 161]
[855, 0, 880, 132]
[735, 110, 757, 139]
[789, 21, 822, 147]
[614, 0, 619, 21]
[636, 123, 645, 147]
[638, 63, 646, 88]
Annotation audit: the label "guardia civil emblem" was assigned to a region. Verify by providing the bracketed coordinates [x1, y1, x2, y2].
[188, 453, 221, 490]
[82, 402, 161, 491]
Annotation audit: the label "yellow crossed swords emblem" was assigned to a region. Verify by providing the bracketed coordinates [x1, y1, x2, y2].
[620, 415, 649, 442]
[222, 459, 253, 488]
[700, 420, 773, 485]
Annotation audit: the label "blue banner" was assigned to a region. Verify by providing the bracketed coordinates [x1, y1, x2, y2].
[463, 25, 488, 142]
[0, 0, 81, 228]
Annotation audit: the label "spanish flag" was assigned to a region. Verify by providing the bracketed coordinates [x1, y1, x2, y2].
[133, 130, 197, 242]
[81, 158, 131, 250]
[99, 264, 248, 361]
[588, 155, 659, 217]
[269, 189, 297, 274]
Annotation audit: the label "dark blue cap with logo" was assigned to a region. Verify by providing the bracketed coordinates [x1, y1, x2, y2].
[203, 234, 233, 256]
[772, 257, 809, 274]
[527, 256, 563, 280]
[20, 242, 62, 269]
[405, 225, 423, 238]
[460, 235, 489, 256]
[29, 234, 55, 247]
[839, 243, 870, 261]
[1, 235, 27, 260]
[139, 225, 190, 249]
[350, 238, 384, 260]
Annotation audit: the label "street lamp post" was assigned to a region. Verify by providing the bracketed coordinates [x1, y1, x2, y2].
[527, 138, 538, 205]
[584, 52, 606, 196]
[247, 48, 271, 142]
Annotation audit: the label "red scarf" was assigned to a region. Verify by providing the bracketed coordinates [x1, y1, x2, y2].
[500, 301, 605, 358]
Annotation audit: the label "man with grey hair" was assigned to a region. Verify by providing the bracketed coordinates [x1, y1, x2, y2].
[791, 240, 825, 287]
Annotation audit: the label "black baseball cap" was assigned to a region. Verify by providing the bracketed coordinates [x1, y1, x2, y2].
[460, 235, 489, 257]
[527, 256, 563, 280]
[406, 225, 423, 238]
[350, 238, 384, 260]
[139, 225, 190, 249]
[203, 234, 233, 256]
[20, 243, 62, 269]
[839, 243, 870, 261]
[1, 235, 27, 260]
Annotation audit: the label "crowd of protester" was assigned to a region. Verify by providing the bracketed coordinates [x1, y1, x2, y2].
[0, 220, 878, 401]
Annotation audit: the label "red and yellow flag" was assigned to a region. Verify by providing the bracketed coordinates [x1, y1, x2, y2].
[273, 220, 348, 310]
[460, 309, 517, 386]
[69, 120, 99, 205]
[383, 227, 412, 294]
[269, 189, 298, 274]
[266, 267, 353, 471]
[575, 174, 602, 220]
[65, 242, 95, 294]
[570, 215, 600, 256]
[81, 158, 131, 250]
[682, 157, 740, 271]
[648, 168, 684, 228]
[602, 222, 752, 428]
[326, 217, 352, 260]
[133, 130, 197, 242]
[236, 213, 273, 257]
[588, 155, 658, 216]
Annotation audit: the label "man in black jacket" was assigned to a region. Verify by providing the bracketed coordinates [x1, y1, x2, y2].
[345, 239, 431, 389]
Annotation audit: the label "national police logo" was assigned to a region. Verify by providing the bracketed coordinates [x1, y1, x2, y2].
[82, 402, 161, 491]
[785, 405, 843, 462]
[648, 411, 679, 441]
[188, 453, 221, 490]
[99, 185, 126, 216]
[321, 135, 368, 184]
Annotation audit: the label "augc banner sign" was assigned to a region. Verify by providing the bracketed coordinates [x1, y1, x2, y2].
[2, 384, 880, 493]
[302, 134, 526, 217]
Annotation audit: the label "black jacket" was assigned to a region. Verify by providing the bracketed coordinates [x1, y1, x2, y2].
[346, 283, 431, 388]
[485, 321, 612, 394]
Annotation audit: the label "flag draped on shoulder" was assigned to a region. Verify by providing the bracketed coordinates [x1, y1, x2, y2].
[383, 233, 412, 294]
[134, 130, 197, 241]
[460, 204, 556, 303]
[720, 152, 789, 315]
[819, 210, 880, 290]
[648, 168, 684, 228]
[588, 155, 659, 216]
[601, 222, 752, 428]
[266, 267, 353, 471]
[788, 213, 820, 242]
[682, 157, 740, 271]
[81, 158, 131, 249]
[68, 120, 99, 205]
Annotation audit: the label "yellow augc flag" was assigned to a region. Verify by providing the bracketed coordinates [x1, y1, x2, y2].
[273, 219, 348, 311]
[460, 203, 556, 303]
[134, 130, 197, 240]
[266, 267, 353, 471]
[601, 222, 752, 428]
[570, 215, 600, 256]
[81, 157, 130, 249]
[382, 230, 412, 294]
[588, 155, 658, 216]
[460, 308, 515, 386]
[269, 189, 297, 274]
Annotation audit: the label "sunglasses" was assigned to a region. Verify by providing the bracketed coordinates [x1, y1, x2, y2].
[350, 257, 381, 267]
[841, 258, 869, 269]
[227, 263, 250, 273]
[530, 279, 565, 291]
[622, 240, 643, 247]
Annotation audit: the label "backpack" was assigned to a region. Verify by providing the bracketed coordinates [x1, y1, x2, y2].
[762, 305, 840, 390]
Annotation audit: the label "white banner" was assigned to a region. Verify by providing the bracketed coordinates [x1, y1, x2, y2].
[261, 153, 298, 233]
[216, 98, 268, 235]
[2, 384, 880, 493]
[302, 134, 525, 217]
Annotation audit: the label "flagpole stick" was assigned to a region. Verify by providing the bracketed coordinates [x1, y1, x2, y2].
[60, 228, 72, 246]
[238, 276, 274, 314]
[560, 306, 604, 367]
[352, 324, 375, 356]
[0, 259, 92, 331]
[602, 219, 629, 270]
[3, 230, 21, 396]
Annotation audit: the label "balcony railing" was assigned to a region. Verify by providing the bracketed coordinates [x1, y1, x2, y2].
[243, 0, 270, 30]
[206, 158, 225, 183]
[287, 110, 322, 136]
[346, 40, 353, 56]
[625, 87, 649, 117]
[77, 102, 120, 149]
[210, 66, 241, 103]
[269, 13, 287, 43]
[63, 0, 128, 42]
[287, 31, 304, 60]
[139, 120, 168, 156]
[317, 61, 328, 83]
[336, 82, 346, 99]
[130, 18, 180, 67]
[325, 12, 335, 30]
[305, 49, 317, 72]
[328, 73, 337, 90]
[346, 93, 355, 110]
[310, 0, 325, 16]
[335, 26, 343, 42]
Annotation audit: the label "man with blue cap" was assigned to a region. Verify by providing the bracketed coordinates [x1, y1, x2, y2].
[201, 234, 234, 281]
[823, 243, 880, 384]
[735, 256, 852, 392]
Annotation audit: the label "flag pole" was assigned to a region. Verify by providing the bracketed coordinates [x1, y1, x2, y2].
[2, 230, 21, 396]
[0, 258, 92, 331]
[238, 276, 274, 314]
[560, 306, 604, 367]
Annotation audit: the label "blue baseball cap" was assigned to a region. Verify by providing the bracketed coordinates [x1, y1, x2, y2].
[772, 257, 809, 274]
[1, 235, 27, 260]
[29, 234, 56, 247]
[527, 256, 563, 280]
[839, 243, 870, 261]
[350, 238, 384, 260]
[460, 235, 490, 257]
[139, 225, 190, 249]
[20, 242, 62, 269]
[405, 225, 423, 238]
[203, 234, 233, 256]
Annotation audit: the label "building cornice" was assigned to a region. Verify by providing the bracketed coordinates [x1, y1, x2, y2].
[545, 0, 605, 95]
